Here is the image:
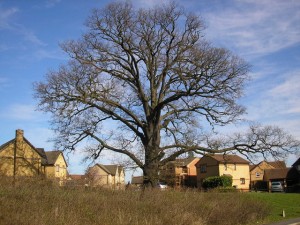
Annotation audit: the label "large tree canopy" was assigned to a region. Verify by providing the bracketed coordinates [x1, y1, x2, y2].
[34, 2, 299, 185]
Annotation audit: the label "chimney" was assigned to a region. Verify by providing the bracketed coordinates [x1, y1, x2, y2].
[14, 129, 24, 177]
[16, 129, 24, 143]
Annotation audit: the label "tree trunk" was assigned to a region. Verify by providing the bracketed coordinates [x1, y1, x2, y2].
[143, 161, 159, 187]
[143, 119, 161, 187]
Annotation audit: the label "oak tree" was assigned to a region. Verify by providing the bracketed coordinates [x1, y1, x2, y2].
[34, 2, 299, 186]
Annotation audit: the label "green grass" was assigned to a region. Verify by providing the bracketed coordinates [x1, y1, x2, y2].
[248, 192, 300, 223]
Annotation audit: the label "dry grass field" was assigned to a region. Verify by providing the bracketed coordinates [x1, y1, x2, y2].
[0, 178, 269, 225]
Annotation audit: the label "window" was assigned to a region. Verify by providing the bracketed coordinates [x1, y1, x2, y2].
[56, 165, 59, 172]
[255, 172, 260, 178]
[234, 163, 236, 170]
[200, 165, 206, 173]
[224, 163, 227, 171]
[240, 178, 245, 184]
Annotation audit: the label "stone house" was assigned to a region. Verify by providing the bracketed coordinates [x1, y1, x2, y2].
[196, 154, 250, 190]
[0, 129, 45, 176]
[0, 129, 68, 184]
[159, 157, 200, 187]
[87, 164, 125, 189]
[44, 150, 68, 185]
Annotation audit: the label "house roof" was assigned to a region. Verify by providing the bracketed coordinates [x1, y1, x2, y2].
[0, 137, 47, 161]
[174, 157, 200, 166]
[249, 165, 256, 171]
[250, 160, 286, 171]
[45, 150, 68, 167]
[131, 176, 143, 184]
[264, 168, 290, 180]
[268, 161, 286, 169]
[36, 148, 47, 165]
[95, 164, 123, 176]
[207, 154, 249, 164]
[292, 157, 300, 167]
[0, 139, 14, 151]
[0, 130, 68, 168]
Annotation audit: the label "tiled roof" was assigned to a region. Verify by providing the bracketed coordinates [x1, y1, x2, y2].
[45, 150, 67, 166]
[36, 148, 47, 165]
[250, 160, 287, 171]
[95, 164, 123, 176]
[264, 168, 290, 180]
[249, 165, 256, 171]
[208, 154, 249, 164]
[268, 161, 286, 169]
[174, 157, 200, 166]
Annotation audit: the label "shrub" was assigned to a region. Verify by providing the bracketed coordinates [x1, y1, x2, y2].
[202, 175, 233, 189]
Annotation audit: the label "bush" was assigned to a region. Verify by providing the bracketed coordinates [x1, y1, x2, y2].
[202, 175, 233, 189]
[209, 186, 238, 193]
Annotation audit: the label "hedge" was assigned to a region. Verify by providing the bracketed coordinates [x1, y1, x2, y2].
[202, 175, 233, 189]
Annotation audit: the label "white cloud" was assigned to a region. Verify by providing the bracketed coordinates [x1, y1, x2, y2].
[241, 69, 300, 139]
[269, 72, 300, 97]
[202, 0, 300, 57]
[268, 71, 300, 114]
[0, 5, 46, 46]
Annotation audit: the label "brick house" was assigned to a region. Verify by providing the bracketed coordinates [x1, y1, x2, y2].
[196, 154, 250, 190]
[249, 160, 286, 191]
[159, 157, 200, 187]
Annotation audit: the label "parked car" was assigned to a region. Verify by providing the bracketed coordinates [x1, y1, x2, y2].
[271, 181, 284, 192]
[157, 182, 168, 189]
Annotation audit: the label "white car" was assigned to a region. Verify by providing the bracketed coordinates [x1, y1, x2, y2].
[157, 182, 168, 189]
[271, 181, 284, 192]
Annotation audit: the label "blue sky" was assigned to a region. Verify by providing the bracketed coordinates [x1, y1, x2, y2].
[1, 0, 300, 178]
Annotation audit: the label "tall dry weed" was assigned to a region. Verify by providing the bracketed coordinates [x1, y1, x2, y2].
[0, 178, 269, 225]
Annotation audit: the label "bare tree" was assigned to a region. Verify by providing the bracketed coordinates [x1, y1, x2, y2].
[34, 2, 299, 186]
